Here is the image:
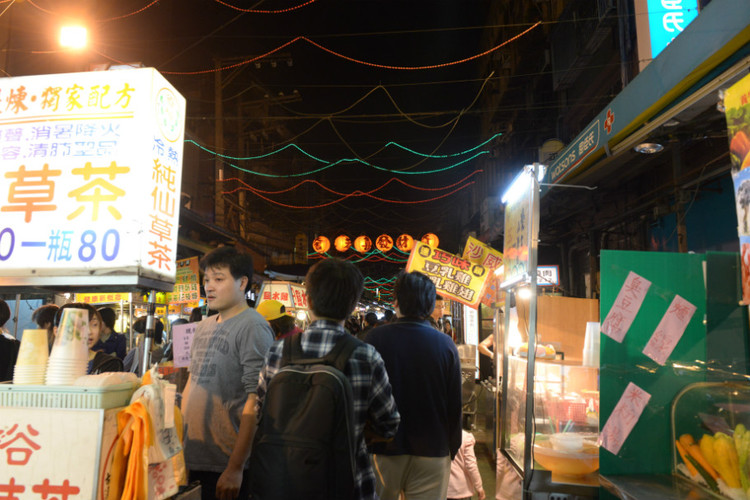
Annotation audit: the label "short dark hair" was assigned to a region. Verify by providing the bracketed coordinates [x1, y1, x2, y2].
[200, 246, 254, 294]
[395, 271, 436, 319]
[306, 258, 363, 321]
[32, 304, 60, 329]
[97, 307, 117, 330]
[269, 315, 296, 337]
[54, 303, 102, 327]
[0, 299, 9, 328]
[134, 317, 165, 344]
[364, 312, 378, 326]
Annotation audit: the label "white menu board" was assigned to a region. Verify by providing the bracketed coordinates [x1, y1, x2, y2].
[0, 68, 185, 288]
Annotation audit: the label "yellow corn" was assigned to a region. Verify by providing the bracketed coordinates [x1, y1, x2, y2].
[714, 433, 741, 489]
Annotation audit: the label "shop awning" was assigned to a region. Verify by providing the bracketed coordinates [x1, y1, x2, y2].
[542, 0, 750, 190]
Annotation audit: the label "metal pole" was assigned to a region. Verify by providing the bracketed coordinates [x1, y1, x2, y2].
[522, 163, 541, 498]
[12, 293, 21, 339]
[140, 291, 156, 377]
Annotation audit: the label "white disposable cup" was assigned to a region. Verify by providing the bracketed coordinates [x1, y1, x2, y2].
[16, 329, 50, 367]
[49, 308, 89, 363]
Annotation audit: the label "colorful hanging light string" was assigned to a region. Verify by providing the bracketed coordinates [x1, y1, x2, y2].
[92, 23, 542, 75]
[187, 132, 500, 164]
[26, 0, 317, 21]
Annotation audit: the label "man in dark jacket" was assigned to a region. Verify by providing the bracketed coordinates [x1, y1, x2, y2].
[365, 271, 463, 500]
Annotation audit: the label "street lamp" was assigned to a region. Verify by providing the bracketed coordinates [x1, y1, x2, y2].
[59, 25, 87, 50]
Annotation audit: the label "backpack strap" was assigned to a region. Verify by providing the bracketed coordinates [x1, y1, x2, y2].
[281, 331, 361, 371]
[324, 333, 360, 372]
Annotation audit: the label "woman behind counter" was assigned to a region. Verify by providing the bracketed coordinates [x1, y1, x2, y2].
[54, 303, 124, 375]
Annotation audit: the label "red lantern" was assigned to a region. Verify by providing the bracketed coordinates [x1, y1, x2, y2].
[421, 233, 439, 248]
[395, 234, 414, 252]
[375, 234, 393, 252]
[334, 235, 352, 252]
[312, 236, 330, 254]
[354, 235, 372, 253]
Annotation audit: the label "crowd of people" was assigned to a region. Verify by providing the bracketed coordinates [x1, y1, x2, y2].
[0, 244, 486, 500]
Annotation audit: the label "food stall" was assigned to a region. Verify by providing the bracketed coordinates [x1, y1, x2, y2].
[0, 66, 188, 499]
[257, 280, 310, 326]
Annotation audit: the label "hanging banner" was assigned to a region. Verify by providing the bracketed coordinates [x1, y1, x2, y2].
[75, 292, 132, 304]
[258, 281, 309, 310]
[0, 68, 186, 288]
[167, 257, 200, 304]
[406, 241, 488, 308]
[462, 235, 503, 307]
[502, 186, 532, 288]
[725, 72, 750, 304]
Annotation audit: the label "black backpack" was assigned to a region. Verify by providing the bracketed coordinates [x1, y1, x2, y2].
[249, 332, 360, 500]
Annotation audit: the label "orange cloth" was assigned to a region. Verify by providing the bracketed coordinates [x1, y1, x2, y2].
[108, 399, 152, 500]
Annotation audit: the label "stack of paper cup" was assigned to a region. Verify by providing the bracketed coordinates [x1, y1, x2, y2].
[46, 308, 89, 385]
[13, 329, 49, 385]
[582, 321, 601, 367]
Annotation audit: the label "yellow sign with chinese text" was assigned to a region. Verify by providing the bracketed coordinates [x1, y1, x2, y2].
[75, 292, 132, 304]
[0, 68, 186, 288]
[462, 236, 503, 308]
[168, 256, 200, 304]
[406, 241, 488, 308]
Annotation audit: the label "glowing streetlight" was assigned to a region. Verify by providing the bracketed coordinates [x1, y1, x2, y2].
[59, 25, 87, 50]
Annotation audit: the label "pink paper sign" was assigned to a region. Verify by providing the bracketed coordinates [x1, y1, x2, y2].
[642, 294, 696, 365]
[172, 323, 196, 368]
[599, 382, 651, 455]
[601, 271, 651, 343]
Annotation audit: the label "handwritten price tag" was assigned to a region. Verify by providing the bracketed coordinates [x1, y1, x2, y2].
[599, 382, 651, 455]
[642, 295, 696, 365]
[601, 271, 651, 343]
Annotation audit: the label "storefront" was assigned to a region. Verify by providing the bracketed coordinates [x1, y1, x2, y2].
[494, 0, 750, 498]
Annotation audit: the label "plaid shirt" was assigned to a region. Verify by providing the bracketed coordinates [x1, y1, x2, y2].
[257, 320, 400, 500]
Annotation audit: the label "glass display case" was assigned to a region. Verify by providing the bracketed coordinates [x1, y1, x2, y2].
[672, 381, 750, 500]
[502, 354, 600, 487]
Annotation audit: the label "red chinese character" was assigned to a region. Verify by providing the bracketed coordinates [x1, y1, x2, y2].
[272, 292, 280, 300]
[482, 253, 503, 270]
[280, 292, 289, 302]
[450, 256, 471, 271]
[465, 242, 483, 260]
[0, 478, 24, 499]
[32, 479, 80, 499]
[0, 424, 41, 466]
[148, 241, 173, 271]
[263, 291, 271, 300]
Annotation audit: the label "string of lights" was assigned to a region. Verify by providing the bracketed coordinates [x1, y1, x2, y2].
[93, 23, 540, 75]
[26, 0, 315, 21]
[365, 276, 398, 284]
[213, 0, 317, 13]
[188, 133, 499, 162]
[214, 150, 487, 179]
[221, 180, 475, 209]
[308, 251, 409, 264]
[220, 169, 481, 196]
[272, 72, 494, 131]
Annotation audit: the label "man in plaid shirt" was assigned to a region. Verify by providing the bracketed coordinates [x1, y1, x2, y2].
[256, 258, 400, 500]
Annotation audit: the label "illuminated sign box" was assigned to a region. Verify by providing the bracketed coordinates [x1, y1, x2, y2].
[0, 68, 186, 290]
[635, 0, 700, 70]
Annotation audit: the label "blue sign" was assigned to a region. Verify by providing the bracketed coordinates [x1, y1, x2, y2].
[647, 0, 699, 59]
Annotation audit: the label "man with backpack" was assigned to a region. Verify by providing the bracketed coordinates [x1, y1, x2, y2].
[251, 258, 400, 500]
